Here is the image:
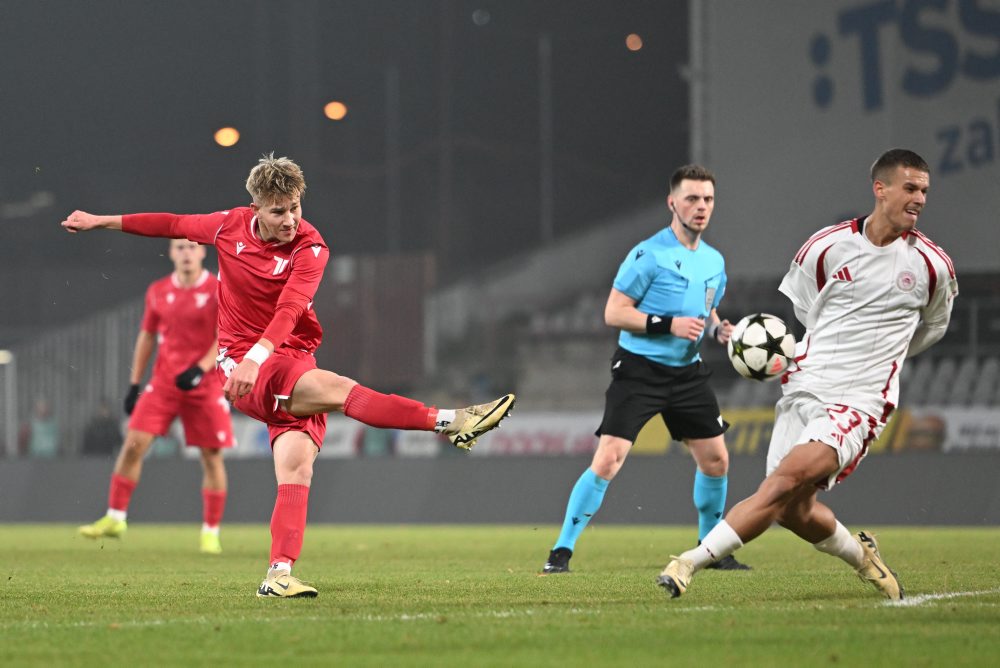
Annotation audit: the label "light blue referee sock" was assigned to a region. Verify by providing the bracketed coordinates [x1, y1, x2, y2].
[693, 470, 728, 541]
[553, 469, 610, 552]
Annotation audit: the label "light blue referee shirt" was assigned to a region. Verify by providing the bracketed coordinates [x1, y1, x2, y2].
[613, 226, 727, 367]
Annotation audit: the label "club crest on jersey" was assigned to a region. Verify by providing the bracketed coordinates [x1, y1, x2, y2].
[195, 292, 210, 308]
[896, 271, 916, 292]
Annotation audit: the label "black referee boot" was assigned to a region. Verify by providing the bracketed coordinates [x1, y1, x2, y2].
[704, 554, 752, 570]
[541, 548, 572, 574]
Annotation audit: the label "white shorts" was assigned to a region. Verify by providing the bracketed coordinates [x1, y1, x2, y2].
[766, 392, 885, 489]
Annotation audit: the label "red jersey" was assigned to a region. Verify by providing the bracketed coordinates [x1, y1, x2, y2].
[141, 270, 219, 379]
[122, 208, 329, 360]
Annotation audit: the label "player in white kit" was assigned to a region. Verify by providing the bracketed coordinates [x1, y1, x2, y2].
[657, 148, 957, 600]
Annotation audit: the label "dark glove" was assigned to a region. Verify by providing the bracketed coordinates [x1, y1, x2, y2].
[175, 365, 204, 391]
[124, 384, 141, 415]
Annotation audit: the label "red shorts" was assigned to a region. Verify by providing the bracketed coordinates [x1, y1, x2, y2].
[129, 371, 234, 449]
[218, 348, 327, 449]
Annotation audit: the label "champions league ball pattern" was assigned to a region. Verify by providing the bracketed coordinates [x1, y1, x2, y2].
[727, 313, 796, 381]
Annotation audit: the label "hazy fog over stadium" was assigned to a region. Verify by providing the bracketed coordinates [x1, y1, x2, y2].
[0, 0, 686, 339]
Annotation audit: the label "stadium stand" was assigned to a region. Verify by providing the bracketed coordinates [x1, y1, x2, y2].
[971, 357, 1000, 407]
[899, 355, 934, 406]
[923, 358, 958, 407]
[948, 357, 978, 406]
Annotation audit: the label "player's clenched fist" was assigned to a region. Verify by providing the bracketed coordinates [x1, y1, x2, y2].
[61, 210, 96, 233]
[61, 211, 122, 233]
[223, 359, 260, 402]
[714, 319, 733, 344]
[670, 316, 705, 341]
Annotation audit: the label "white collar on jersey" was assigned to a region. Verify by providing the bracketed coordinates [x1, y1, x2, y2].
[170, 268, 210, 289]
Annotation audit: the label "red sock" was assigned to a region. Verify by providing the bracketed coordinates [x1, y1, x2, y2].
[343, 385, 437, 430]
[108, 473, 137, 512]
[270, 484, 310, 566]
[202, 489, 227, 528]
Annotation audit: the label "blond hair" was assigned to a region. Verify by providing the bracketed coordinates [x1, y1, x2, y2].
[246, 153, 306, 205]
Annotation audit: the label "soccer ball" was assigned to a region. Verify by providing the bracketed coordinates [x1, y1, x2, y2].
[727, 313, 796, 381]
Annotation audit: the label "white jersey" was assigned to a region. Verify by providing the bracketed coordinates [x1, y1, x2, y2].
[779, 217, 957, 421]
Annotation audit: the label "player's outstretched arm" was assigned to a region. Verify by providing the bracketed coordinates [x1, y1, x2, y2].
[61, 211, 123, 233]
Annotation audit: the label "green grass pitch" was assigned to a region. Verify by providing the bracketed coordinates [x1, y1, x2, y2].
[2, 524, 999, 666]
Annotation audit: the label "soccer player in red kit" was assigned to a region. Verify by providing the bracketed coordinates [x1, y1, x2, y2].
[78, 239, 234, 554]
[63, 153, 515, 598]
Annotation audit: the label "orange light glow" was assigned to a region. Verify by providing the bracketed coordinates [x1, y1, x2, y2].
[214, 127, 240, 147]
[625, 33, 643, 51]
[324, 101, 348, 120]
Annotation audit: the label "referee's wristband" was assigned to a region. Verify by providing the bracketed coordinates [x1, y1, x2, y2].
[645, 314, 673, 335]
[707, 322, 721, 342]
[244, 343, 271, 366]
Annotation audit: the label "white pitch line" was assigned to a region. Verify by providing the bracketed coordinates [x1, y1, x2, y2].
[0, 606, 601, 631]
[6, 591, 1000, 631]
[890, 588, 1000, 607]
[885, 588, 1000, 608]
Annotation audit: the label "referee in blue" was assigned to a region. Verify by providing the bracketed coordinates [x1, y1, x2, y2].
[542, 164, 749, 573]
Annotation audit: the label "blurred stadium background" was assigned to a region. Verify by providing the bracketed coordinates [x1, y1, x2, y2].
[0, 0, 998, 523]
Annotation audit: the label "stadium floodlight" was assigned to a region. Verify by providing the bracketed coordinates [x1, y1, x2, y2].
[323, 101, 348, 121]
[214, 127, 240, 147]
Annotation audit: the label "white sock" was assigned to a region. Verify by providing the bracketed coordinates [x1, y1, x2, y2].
[434, 409, 457, 433]
[813, 521, 864, 569]
[680, 520, 743, 570]
[202, 524, 220, 535]
[106, 509, 127, 521]
[269, 561, 292, 576]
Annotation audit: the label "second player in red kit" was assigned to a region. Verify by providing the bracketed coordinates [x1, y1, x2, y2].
[79, 239, 234, 554]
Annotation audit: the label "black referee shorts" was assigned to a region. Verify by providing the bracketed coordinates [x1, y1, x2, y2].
[596, 347, 729, 443]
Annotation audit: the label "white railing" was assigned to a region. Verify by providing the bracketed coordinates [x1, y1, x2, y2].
[9, 299, 142, 457]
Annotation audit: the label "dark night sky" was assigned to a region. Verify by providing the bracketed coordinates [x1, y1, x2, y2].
[0, 0, 688, 339]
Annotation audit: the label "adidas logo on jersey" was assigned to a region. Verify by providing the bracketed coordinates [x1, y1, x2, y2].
[833, 266, 853, 282]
